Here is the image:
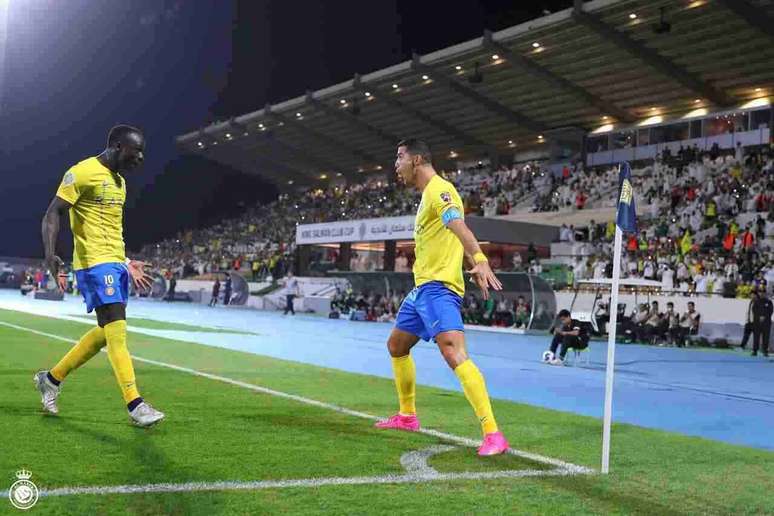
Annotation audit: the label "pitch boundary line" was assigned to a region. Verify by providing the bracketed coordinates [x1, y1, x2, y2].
[6, 445, 577, 499]
[27, 468, 576, 498]
[1, 319, 594, 490]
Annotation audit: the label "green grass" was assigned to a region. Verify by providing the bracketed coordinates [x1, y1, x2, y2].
[66, 314, 259, 335]
[1, 308, 773, 515]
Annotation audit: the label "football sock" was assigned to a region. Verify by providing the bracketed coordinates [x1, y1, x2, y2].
[391, 354, 416, 415]
[50, 326, 107, 382]
[127, 397, 144, 412]
[454, 359, 498, 435]
[104, 320, 141, 404]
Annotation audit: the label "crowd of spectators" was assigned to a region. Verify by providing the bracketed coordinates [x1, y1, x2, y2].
[595, 300, 701, 346]
[328, 286, 539, 330]
[562, 144, 774, 297]
[137, 161, 551, 279]
[138, 137, 773, 305]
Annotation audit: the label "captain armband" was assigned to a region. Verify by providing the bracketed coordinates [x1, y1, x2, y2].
[441, 207, 462, 226]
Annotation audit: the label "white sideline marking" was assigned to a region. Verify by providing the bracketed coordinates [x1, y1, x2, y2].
[1, 319, 594, 497]
[32, 469, 574, 498]
[8, 446, 574, 499]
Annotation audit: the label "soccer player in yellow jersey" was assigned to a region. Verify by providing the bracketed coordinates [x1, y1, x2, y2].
[375, 139, 509, 455]
[33, 125, 165, 427]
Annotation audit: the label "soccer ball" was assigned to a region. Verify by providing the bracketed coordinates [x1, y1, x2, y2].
[542, 350, 554, 363]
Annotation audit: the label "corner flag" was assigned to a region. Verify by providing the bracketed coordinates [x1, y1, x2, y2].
[616, 162, 637, 233]
[601, 162, 638, 474]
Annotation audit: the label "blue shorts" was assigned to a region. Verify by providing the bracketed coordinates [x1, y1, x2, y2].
[395, 281, 464, 342]
[75, 262, 129, 313]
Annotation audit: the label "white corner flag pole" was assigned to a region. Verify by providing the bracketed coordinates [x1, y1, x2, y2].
[601, 221, 624, 474]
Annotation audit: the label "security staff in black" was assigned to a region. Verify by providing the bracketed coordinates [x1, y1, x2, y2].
[549, 309, 590, 363]
[740, 291, 758, 350]
[751, 292, 772, 357]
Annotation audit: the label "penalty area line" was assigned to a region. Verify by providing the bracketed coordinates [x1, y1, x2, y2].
[1, 319, 594, 484]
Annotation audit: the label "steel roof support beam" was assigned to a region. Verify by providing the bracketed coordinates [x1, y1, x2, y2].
[352, 74, 493, 151]
[264, 104, 383, 171]
[259, 130, 344, 178]
[572, 4, 734, 107]
[482, 30, 635, 124]
[305, 90, 399, 147]
[411, 53, 547, 135]
[224, 119, 311, 183]
[249, 149, 311, 184]
[716, 0, 774, 40]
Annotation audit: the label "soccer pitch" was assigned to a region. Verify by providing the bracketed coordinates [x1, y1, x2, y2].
[1, 307, 773, 515]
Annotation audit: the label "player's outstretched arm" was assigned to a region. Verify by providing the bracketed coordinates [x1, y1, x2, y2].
[42, 196, 72, 290]
[446, 219, 503, 299]
[126, 260, 154, 291]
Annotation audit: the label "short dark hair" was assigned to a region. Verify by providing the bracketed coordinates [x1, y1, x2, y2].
[397, 138, 432, 165]
[108, 124, 142, 147]
[558, 309, 571, 318]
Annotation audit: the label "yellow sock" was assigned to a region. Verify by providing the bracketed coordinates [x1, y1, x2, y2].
[104, 320, 141, 404]
[454, 359, 498, 435]
[391, 354, 416, 415]
[50, 326, 106, 382]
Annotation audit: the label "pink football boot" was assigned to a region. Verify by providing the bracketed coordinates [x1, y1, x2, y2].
[374, 413, 420, 432]
[478, 431, 510, 456]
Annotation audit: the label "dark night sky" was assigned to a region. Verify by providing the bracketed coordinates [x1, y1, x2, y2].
[0, 0, 571, 258]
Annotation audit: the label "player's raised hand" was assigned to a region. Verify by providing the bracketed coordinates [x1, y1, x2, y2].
[467, 261, 503, 300]
[127, 260, 154, 291]
[45, 254, 67, 291]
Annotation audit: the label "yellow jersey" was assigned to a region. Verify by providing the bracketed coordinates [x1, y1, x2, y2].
[413, 174, 465, 296]
[55, 157, 126, 270]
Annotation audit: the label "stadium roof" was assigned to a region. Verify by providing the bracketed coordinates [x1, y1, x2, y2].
[177, 0, 774, 189]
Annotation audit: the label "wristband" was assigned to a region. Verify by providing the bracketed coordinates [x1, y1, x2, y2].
[125, 257, 131, 265]
[473, 252, 488, 264]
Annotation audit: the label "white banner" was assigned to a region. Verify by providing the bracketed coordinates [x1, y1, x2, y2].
[296, 215, 415, 244]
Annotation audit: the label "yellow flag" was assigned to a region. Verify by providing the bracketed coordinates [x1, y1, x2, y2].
[680, 231, 693, 255]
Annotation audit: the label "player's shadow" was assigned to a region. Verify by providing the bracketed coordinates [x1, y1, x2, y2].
[535, 473, 688, 516]
[236, 411, 377, 439]
[41, 416, 221, 514]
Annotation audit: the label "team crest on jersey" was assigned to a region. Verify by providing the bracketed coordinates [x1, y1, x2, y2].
[62, 171, 75, 186]
[105, 287, 115, 296]
[440, 191, 452, 203]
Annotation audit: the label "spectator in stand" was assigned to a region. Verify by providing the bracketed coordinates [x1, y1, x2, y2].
[628, 303, 650, 343]
[559, 224, 573, 242]
[513, 296, 530, 328]
[528, 260, 542, 275]
[493, 296, 513, 327]
[511, 252, 523, 271]
[527, 243, 538, 263]
[642, 301, 664, 343]
[679, 301, 701, 344]
[664, 302, 682, 346]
